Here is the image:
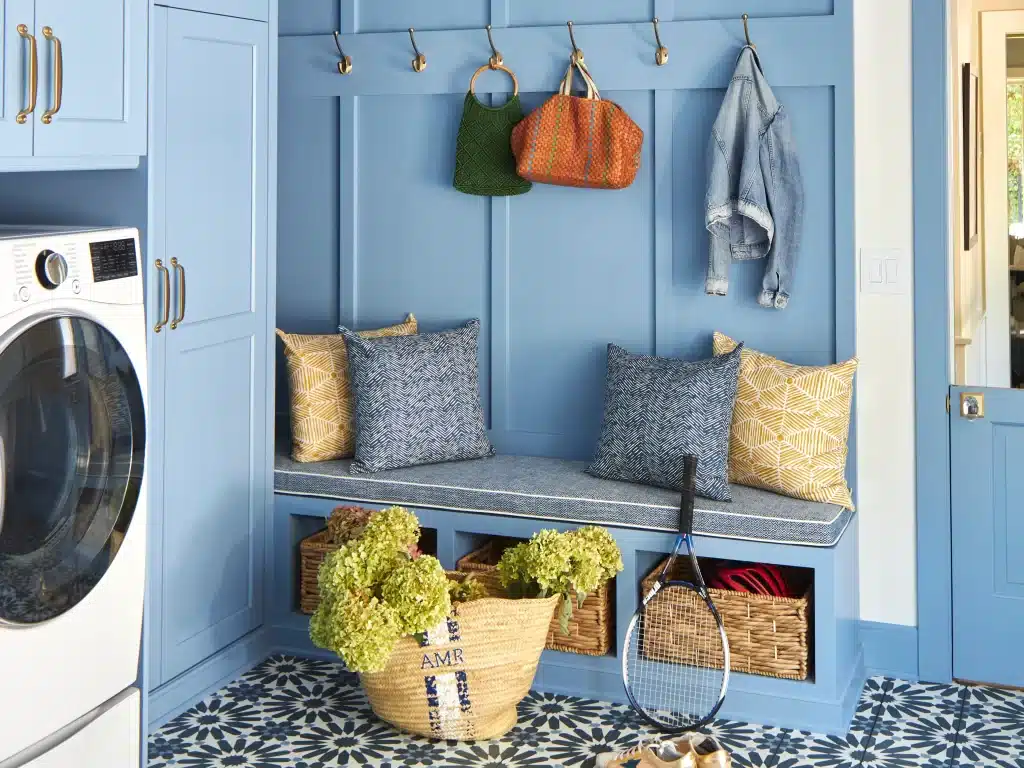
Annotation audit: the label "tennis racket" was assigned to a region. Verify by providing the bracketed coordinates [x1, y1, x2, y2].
[621, 454, 730, 731]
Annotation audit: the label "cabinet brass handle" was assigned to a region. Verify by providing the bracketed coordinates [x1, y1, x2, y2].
[154, 260, 171, 333]
[16, 25, 37, 124]
[41, 27, 62, 124]
[171, 258, 186, 329]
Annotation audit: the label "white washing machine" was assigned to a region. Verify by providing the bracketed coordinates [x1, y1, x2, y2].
[0, 228, 146, 768]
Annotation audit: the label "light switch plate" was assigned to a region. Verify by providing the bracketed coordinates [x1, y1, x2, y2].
[860, 247, 910, 295]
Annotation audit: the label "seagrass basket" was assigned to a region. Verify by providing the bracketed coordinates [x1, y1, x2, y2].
[640, 558, 811, 681]
[361, 591, 560, 741]
[457, 539, 615, 656]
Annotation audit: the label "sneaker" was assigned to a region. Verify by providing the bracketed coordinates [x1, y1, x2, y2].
[595, 741, 692, 768]
[664, 735, 731, 768]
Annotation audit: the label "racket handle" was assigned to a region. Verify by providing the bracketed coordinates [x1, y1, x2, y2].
[679, 455, 698, 534]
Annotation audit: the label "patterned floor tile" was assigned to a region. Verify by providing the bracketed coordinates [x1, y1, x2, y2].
[147, 655, 1024, 768]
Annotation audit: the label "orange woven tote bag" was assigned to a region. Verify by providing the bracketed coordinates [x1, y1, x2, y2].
[511, 57, 644, 190]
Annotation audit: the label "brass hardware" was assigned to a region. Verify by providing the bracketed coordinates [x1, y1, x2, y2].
[653, 18, 668, 66]
[171, 258, 186, 330]
[470, 26, 518, 97]
[567, 21, 583, 64]
[742, 13, 755, 49]
[333, 31, 352, 75]
[409, 28, 426, 72]
[16, 25, 37, 124]
[946, 394, 951, 414]
[154, 260, 171, 333]
[41, 27, 62, 124]
[959, 392, 985, 420]
[486, 24, 503, 68]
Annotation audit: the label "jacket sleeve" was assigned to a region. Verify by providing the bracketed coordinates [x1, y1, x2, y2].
[759, 106, 804, 309]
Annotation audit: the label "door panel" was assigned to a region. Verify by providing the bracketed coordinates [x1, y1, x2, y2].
[951, 386, 1024, 686]
[32, 0, 146, 157]
[151, 7, 268, 682]
[0, 0, 34, 156]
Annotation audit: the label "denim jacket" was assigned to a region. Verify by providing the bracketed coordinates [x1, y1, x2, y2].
[705, 47, 803, 309]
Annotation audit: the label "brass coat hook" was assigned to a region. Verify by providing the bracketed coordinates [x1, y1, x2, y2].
[409, 28, 427, 72]
[567, 21, 583, 64]
[742, 13, 755, 48]
[653, 18, 668, 66]
[486, 24, 503, 68]
[333, 31, 352, 75]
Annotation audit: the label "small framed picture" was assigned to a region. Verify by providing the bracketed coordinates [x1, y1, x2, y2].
[963, 63, 980, 250]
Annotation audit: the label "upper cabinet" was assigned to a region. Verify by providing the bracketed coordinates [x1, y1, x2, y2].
[0, 0, 146, 170]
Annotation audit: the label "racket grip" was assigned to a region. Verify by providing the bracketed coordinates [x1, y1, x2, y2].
[679, 455, 698, 534]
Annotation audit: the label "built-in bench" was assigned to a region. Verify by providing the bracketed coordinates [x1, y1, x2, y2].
[269, 447, 864, 736]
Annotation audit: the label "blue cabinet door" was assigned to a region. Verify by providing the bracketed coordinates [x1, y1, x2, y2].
[951, 386, 1024, 686]
[150, 6, 269, 682]
[0, 0, 35, 156]
[31, 0, 146, 158]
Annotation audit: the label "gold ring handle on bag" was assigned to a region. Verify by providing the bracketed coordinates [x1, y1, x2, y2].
[17, 25, 37, 124]
[170, 258, 186, 330]
[41, 27, 62, 124]
[154, 260, 171, 333]
[469, 63, 519, 98]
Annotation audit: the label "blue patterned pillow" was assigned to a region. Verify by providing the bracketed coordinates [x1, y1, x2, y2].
[341, 319, 494, 473]
[586, 343, 742, 501]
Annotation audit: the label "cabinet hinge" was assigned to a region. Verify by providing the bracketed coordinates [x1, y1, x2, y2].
[946, 394, 951, 414]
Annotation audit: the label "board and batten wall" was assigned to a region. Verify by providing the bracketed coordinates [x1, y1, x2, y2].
[277, 1, 920, 631]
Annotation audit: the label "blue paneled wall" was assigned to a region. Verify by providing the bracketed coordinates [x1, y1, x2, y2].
[277, 0, 854, 464]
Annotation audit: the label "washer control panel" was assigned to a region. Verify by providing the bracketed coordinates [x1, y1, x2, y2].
[90, 237, 139, 283]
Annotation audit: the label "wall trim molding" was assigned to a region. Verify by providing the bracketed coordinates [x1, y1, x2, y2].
[912, 0, 954, 684]
[147, 629, 269, 730]
[861, 621, 919, 682]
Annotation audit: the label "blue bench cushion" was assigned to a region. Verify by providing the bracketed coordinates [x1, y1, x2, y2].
[275, 450, 854, 547]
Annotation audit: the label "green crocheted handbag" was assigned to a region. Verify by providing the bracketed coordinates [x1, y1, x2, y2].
[453, 91, 532, 197]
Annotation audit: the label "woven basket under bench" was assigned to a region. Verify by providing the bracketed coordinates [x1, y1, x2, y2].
[456, 540, 615, 657]
[640, 557, 812, 681]
[298, 529, 341, 615]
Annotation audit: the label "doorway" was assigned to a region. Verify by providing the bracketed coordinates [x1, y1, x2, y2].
[946, 7, 1024, 688]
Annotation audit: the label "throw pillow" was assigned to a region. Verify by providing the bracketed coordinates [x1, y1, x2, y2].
[713, 332, 858, 510]
[342, 319, 494, 473]
[586, 343, 743, 502]
[276, 314, 418, 463]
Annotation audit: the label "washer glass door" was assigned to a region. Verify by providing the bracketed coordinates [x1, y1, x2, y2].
[0, 315, 145, 625]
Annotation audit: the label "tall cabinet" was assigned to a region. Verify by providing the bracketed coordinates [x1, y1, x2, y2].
[146, 4, 274, 692]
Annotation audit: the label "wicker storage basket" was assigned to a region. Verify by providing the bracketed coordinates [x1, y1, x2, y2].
[361, 592, 560, 741]
[298, 528, 338, 615]
[456, 540, 615, 656]
[640, 558, 811, 681]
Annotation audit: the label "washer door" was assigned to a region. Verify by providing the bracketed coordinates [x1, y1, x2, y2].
[0, 315, 145, 625]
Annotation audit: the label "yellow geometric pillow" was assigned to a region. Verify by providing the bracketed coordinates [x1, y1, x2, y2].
[276, 315, 417, 463]
[713, 332, 857, 510]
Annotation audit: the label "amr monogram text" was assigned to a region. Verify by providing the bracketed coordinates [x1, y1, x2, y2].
[421, 648, 465, 670]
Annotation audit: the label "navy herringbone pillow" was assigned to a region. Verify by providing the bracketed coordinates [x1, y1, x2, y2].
[342, 319, 494, 473]
[586, 343, 742, 501]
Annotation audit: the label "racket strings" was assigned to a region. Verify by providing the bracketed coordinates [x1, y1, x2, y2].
[625, 584, 726, 730]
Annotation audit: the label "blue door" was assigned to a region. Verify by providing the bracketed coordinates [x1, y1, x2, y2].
[0, 0, 35, 156]
[149, 6, 269, 683]
[951, 386, 1024, 685]
[30, 0, 146, 158]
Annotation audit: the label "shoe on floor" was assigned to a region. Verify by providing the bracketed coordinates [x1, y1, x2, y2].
[595, 741, 692, 768]
[663, 734, 731, 768]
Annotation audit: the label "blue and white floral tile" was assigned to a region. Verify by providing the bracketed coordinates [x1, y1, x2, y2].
[148, 655, 1024, 768]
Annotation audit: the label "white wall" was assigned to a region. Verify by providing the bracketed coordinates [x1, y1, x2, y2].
[854, 0, 918, 626]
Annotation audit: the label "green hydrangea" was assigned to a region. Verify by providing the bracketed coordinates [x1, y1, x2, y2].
[496, 526, 624, 634]
[380, 555, 452, 635]
[310, 590, 400, 673]
[317, 536, 403, 597]
[362, 506, 420, 554]
[449, 574, 490, 604]
[567, 526, 625, 595]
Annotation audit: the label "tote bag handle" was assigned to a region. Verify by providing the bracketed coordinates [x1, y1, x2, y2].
[558, 57, 601, 100]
